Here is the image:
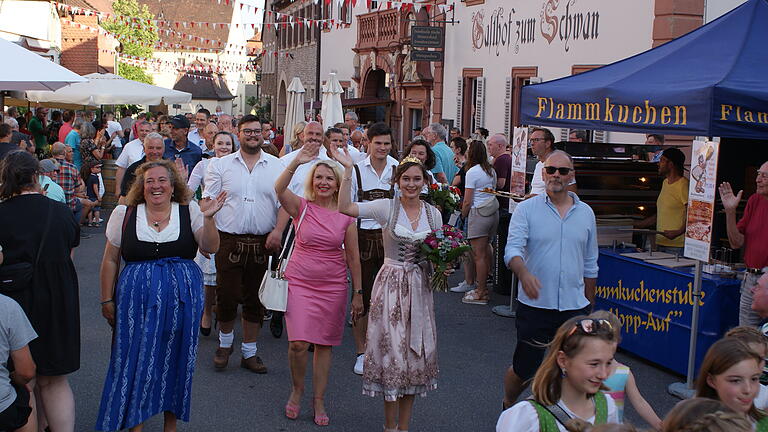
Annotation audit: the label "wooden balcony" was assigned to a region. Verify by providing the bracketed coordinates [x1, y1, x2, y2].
[356, 8, 404, 51]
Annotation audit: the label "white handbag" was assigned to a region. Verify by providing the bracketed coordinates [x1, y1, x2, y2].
[258, 205, 307, 312]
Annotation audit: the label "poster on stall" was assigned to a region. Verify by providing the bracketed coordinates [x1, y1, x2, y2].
[684, 140, 720, 262]
[510, 127, 528, 213]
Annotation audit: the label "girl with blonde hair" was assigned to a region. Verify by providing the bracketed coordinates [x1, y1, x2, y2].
[497, 314, 620, 432]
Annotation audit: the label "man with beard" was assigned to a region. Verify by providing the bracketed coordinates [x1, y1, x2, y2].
[502, 150, 598, 408]
[720, 160, 768, 326]
[204, 114, 284, 373]
[635, 148, 688, 255]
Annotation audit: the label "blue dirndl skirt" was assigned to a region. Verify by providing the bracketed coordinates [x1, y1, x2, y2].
[96, 257, 203, 431]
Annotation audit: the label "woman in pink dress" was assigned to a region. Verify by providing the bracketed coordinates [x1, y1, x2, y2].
[275, 138, 363, 427]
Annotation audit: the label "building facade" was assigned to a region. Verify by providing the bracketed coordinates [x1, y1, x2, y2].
[263, 0, 321, 127]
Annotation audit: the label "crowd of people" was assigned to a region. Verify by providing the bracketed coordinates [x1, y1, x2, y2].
[0, 102, 767, 432]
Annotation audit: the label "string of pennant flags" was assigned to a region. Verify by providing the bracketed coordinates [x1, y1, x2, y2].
[117, 53, 258, 74]
[56, 0, 453, 36]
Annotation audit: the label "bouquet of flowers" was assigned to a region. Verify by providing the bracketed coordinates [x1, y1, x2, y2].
[425, 183, 462, 213]
[421, 225, 471, 292]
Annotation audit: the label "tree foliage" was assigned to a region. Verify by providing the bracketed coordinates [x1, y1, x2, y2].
[101, 0, 159, 84]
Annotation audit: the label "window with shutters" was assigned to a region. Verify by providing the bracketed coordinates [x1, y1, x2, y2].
[510, 67, 538, 127]
[339, 0, 352, 24]
[461, 68, 483, 136]
[299, 8, 305, 45]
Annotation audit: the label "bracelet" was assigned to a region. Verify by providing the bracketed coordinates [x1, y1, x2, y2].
[287, 168, 296, 174]
[343, 176, 352, 181]
[100, 299, 114, 305]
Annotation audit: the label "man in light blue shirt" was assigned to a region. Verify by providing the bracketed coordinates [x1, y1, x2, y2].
[502, 150, 599, 408]
[424, 122, 457, 184]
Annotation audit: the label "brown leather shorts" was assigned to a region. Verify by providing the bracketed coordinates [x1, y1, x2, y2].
[214, 232, 270, 323]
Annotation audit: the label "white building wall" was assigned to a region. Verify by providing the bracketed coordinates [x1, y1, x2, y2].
[319, 1, 367, 99]
[0, 0, 62, 59]
[442, 0, 654, 143]
[705, 0, 748, 23]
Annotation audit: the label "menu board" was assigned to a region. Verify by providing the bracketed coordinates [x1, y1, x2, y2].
[684, 140, 720, 262]
[510, 127, 528, 213]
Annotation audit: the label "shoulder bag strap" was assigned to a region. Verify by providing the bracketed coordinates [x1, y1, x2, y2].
[112, 206, 134, 300]
[34, 199, 55, 268]
[277, 203, 308, 276]
[527, 400, 563, 432]
[526, 399, 574, 428]
[353, 165, 364, 229]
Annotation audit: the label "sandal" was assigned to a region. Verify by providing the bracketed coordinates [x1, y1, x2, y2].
[313, 397, 329, 426]
[285, 400, 300, 420]
[462, 289, 489, 305]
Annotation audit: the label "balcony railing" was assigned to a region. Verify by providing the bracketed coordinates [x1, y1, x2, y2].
[356, 8, 402, 51]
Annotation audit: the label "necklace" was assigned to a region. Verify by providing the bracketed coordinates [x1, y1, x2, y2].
[147, 207, 171, 228]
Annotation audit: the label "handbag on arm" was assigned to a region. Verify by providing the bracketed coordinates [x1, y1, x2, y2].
[258, 203, 308, 312]
[0, 199, 53, 295]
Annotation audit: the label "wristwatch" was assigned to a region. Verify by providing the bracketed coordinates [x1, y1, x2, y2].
[355, 289, 363, 295]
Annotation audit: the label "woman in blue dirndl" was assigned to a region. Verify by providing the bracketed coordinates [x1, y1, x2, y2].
[96, 160, 225, 431]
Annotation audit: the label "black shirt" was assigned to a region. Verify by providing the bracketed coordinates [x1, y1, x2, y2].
[120, 157, 146, 197]
[0, 141, 18, 161]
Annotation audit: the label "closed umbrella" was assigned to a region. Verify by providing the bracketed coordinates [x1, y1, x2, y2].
[320, 73, 344, 131]
[26, 73, 192, 106]
[0, 37, 85, 91]
[284, 77, 306, 145]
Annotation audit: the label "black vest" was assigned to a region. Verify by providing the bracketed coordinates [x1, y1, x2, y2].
[121, 205, 198, 262]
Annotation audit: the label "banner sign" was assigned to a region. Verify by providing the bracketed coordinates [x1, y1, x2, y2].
[508, 127, 528, 213]
[684, 140, 719, 262]
[595, 250, 739, 375]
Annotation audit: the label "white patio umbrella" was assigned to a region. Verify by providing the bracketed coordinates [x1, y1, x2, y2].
[0, 37, 86, 91]
[26, 73, 192, 106]
[320, 73, 344, 131]
[283, 77, 306, 143]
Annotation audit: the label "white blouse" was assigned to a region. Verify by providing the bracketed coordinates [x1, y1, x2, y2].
[105, 201, 204, 248]
[357, 199, 439, 241]
[496, 396, 619, 432]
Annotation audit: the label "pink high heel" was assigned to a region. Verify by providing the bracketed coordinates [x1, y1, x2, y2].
[313, 397, 329, 426]
[284, 400, 300, 420]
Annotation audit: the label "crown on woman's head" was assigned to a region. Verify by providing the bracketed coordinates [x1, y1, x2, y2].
[399, 156, 423, 166]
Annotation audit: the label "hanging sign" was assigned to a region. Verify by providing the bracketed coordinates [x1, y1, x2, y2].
[411, 26, 444, 48]
[684, 140, 720, 262]
[411, 49, 443, 62]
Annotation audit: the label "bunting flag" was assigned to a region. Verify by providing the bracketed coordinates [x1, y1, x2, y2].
[55, 0, 453, 35]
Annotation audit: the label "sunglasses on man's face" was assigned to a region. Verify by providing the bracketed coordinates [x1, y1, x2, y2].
[567, 319, 613, 338]
[544, 166, 573, 175]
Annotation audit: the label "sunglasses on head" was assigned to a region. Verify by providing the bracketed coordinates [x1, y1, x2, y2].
[544, 166, 573, 175]
[567, 319, 613, 338]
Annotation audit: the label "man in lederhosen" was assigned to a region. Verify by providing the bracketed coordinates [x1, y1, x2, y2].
[349, 122, 399, 375]
[204, 115, 284, 373]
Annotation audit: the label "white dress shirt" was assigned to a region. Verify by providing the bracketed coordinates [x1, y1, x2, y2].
[188, 128, 205, 149]
[203, 150, 282, 235]
[347, 144, 367, 163]
[352, 155, 398, 230]
[116, 138, 145, 168]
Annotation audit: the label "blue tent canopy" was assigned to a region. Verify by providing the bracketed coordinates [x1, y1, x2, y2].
[520, 0, 768, 139]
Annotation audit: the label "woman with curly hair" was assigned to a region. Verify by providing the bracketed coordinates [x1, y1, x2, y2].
[96, 160, 226, 431]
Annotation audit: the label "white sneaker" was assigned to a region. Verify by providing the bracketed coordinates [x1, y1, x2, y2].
[450, 281, 476, 293]
[353, 354, 365, 375]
